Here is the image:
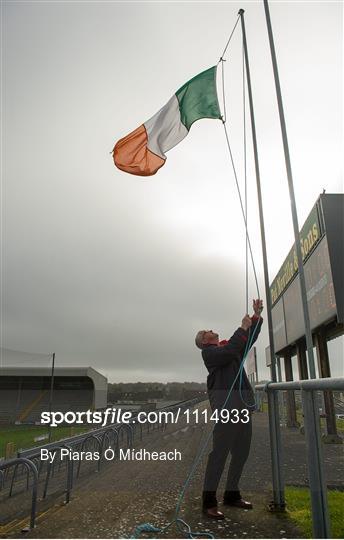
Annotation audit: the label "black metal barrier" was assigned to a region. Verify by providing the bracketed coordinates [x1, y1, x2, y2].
[0, 458, 38, 529]
[0, 397, 206, 530]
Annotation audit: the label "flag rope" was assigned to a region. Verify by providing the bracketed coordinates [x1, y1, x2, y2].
[222, 121, 260, 300]
[219, 14, 241, 60]
[219, 55, 260, 300]
[243, 39, 249, 315]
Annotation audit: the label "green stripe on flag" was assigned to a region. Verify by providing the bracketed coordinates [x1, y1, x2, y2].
[175, 66, 221, 131]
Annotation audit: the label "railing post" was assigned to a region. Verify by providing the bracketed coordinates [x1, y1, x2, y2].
[0, 458, 38, 530]
[267, 388, 285, 509]
[301, 389, 331, 538]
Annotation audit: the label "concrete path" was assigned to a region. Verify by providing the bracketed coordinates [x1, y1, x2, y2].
[4, 408, 343, 539]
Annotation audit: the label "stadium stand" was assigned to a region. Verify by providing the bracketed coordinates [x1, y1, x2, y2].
[0, 367, 107, 424]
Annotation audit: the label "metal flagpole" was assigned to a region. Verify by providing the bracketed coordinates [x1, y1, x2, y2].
[262, 3, 330, 535]
[48, 352, 55, 443]
[263, 0, 316, 379]
[238, 9, 276, 383]
[238, 9, 285, 510]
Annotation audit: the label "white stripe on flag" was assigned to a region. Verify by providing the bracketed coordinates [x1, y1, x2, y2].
[144, 95, 188, 159]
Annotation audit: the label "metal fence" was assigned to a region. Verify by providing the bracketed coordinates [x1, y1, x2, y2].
[256, 376, 344, 539]
[0, 397, 204, 530]
[0, 458, 38, 529]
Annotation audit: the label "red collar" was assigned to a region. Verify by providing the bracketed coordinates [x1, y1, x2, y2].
[202, 339, 229, 348]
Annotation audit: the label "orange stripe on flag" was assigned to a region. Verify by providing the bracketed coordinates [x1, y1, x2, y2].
[113, 125, 165, 176]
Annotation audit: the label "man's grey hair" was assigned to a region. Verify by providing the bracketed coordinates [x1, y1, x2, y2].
[195, 330, 206, 349]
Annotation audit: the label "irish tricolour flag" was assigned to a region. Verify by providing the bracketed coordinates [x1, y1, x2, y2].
[113, 66, 221, 176]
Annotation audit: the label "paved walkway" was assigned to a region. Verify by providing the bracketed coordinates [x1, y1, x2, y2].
[4, 408, 343, 539]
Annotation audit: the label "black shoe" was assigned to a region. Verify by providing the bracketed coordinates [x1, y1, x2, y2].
[223, 490, 253, 509]
[202, 507, 225, 520]
[223, 498, 253, 509]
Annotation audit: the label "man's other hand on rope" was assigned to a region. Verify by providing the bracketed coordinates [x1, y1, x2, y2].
[241, 299, 263, 331]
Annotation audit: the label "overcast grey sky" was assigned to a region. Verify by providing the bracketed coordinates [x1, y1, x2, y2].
[2, 0, 343, 383]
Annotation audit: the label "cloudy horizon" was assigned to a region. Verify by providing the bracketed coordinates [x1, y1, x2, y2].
[2, 0, 343, 384]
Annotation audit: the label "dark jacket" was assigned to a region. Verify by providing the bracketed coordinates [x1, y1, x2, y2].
[202, 317, 263, 412]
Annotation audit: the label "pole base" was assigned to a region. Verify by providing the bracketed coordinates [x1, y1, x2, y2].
[267, 500, 286, 512]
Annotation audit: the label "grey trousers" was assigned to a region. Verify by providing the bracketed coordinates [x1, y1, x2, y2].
[202, 415, 252, 506]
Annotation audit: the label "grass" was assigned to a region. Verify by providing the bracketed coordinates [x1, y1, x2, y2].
[0, 424, 91, 458]
[295, 410, 344, 433]
[285, 486, 344, 538]
[260, 401, 344, 433]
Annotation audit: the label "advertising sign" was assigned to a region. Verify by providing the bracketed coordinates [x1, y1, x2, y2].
[275, 235, 337, 351]
[271, 297, 288, 351]
[265, 346, 272, 367]
[270, 204, 321, 306]
[246, 347, 257, 383]
[305, 235, 337, 328]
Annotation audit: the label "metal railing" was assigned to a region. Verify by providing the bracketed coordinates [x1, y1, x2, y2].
[256, 376, 344, 539]
[0, 397, 205, 530]
[0, 458, 38, 529]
